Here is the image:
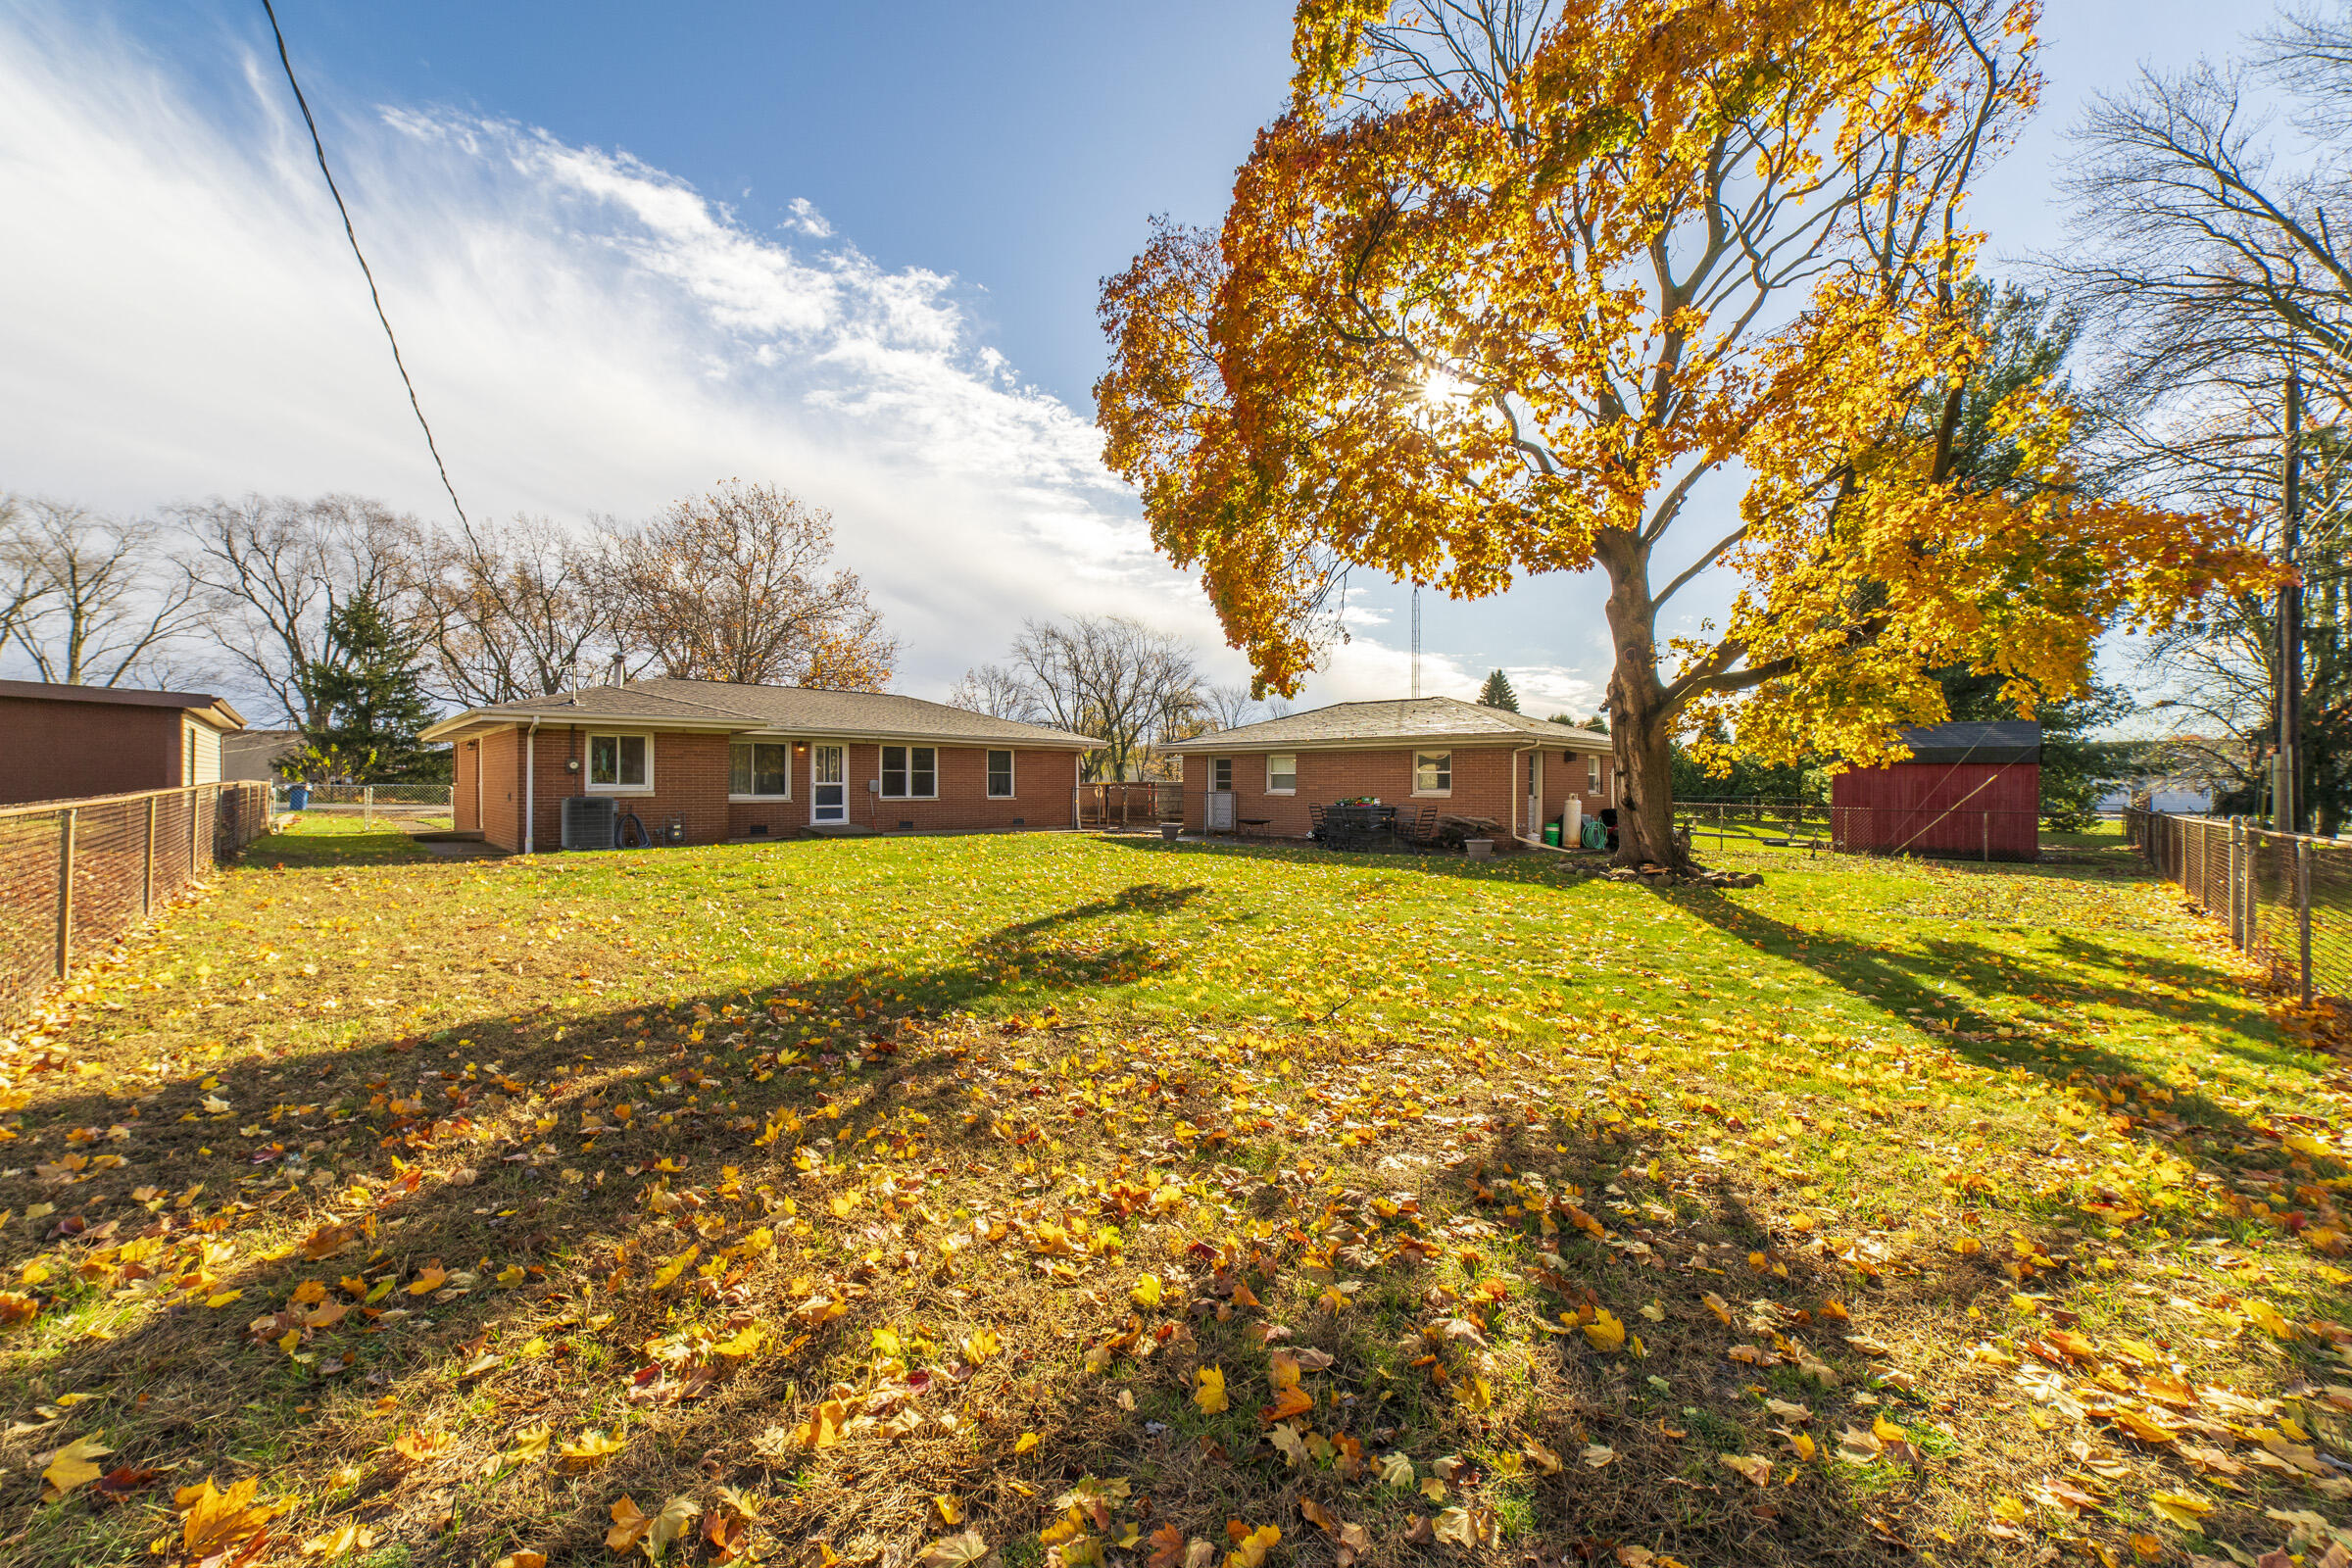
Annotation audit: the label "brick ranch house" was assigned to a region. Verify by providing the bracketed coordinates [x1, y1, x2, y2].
[420, 679, 1100, 854]
[1160, 697, 1616, 846]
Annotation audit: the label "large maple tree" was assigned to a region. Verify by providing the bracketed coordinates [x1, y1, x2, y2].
[1097, 0, 2257, 868]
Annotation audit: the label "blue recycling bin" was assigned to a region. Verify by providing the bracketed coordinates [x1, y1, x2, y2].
[287, 784, 310, 811]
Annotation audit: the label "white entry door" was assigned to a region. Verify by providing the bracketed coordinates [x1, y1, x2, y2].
[811, 745, 847, 824]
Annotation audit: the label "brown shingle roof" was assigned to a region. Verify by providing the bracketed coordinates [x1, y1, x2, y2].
[419, 678, 1100, 749]
[1162, 697, 1610, 753]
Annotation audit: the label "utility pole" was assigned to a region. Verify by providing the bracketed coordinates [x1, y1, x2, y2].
[1410, 586, 1422, 699]
[2278, 366, 2305, 834]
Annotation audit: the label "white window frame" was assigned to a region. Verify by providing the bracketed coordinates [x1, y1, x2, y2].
[986, 749, 1016, 799]
[1412, 751, 1452, 797]
[1266, 753, 1298, 795]
[1211, 758, 1234, 793]
[1586, 755, 1600, 792]
[729, 739, 794, 802]
[880, 744, 938, 800]
[586, 732, 654, 794]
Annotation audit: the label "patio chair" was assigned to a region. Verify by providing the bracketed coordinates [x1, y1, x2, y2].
[1307, 803, 1328, 842]
[1403, 804, 1440, 847]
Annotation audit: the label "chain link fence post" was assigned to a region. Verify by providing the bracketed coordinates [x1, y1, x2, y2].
[54, 807, 76, 979]
[2299, 836, 2315, 1005]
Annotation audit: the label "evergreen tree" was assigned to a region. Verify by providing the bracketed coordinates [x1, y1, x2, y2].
[1477, 668, 1520, 710]
[296, 593, 447, 782]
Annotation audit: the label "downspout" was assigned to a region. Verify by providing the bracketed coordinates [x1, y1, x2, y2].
[523, 717, 542, 855]
[1511, 744, 1537, 842]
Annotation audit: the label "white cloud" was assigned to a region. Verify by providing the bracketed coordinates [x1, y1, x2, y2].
[0, 8, 1233, 698]
[1309, 637, 1600, 720]
[784, 196, 834, 238]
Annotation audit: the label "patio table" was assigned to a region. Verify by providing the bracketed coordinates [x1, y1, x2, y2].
[1322, 803, 1398, 852]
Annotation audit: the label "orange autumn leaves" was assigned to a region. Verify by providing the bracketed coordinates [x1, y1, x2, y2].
[1098, 0, 2262, 809]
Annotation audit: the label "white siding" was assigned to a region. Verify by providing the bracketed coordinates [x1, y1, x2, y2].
[184, 719, 222, 785]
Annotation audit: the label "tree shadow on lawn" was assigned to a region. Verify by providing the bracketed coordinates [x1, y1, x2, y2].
[0, 882, 1208, 1556]
[11, 988, 2278, 1568]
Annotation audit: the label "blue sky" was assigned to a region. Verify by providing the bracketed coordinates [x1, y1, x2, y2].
[0, 2, 2282, 713]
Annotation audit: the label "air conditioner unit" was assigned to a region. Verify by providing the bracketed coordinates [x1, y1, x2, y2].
[561, 795, 616, 851]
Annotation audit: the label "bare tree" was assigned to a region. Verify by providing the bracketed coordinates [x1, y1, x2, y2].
[176, 494, 420, 725]
[1006, 614, 1200, 781]
[415, 515, 627, 706]
[0, 496, 40, 653]
[1, 497, 199, 686]
[2060, 20, 2352, 416]
[946, 662, 1037, 720]
[1196, 683, 1259, 733]
[611, 480, 895, 690]
[2066, 12, 2352, 826]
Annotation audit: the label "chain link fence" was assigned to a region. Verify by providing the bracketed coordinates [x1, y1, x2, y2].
[0, 781, 274, 1027]
[2125, 808, 2352, 1004]
[1675, 801, 2042, 861]
[292, 783, 452, 820]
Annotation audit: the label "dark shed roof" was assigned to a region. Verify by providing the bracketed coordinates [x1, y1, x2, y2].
[1892, 720, 2042, 765]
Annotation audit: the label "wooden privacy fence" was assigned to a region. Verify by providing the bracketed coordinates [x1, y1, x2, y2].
[2125, 808, 2351, 1004]
[1072, 782, 1183, 830]
[0, 781, 274, 1026]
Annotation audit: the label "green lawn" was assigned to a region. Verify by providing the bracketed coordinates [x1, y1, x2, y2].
[2, 830, 2347, 1568]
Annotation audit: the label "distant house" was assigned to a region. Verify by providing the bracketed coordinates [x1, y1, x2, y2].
[1830, 720, 2040, 861]
[221, 728, 304, 782]
[1159, 697, 1614, 842]
[0, 679, 246, 807]
[417, 678, 1101, 854]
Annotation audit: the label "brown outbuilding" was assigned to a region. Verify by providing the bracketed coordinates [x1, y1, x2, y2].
[0, 679, 247, 807]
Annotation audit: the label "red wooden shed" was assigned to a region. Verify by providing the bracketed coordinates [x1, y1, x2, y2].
[1830, 720, 2040, 862]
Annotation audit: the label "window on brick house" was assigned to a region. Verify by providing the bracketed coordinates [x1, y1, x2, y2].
[1266, 754, 1297, 794]
[1211, 758, 1233, 792]
[1413, 752, 1451, 795]
[987, 750, 1015, 797]
[588, 733, 652, 791]
[881, 745, 937, 798]
[729, 741, 791, 799]
[1587, 755, 1599, 791]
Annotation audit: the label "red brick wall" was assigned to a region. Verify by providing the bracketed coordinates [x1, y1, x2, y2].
[470, 728, 1088, 851]
[1180, 745, 1525, 838]
[0, 696, 184, 805]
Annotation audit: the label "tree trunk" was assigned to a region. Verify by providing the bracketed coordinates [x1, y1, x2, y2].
[1598, 533, 1690, 871]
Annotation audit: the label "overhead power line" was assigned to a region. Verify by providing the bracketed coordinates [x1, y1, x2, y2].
[259, 0, 470, 530]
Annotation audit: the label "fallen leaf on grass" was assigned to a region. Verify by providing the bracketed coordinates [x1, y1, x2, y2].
[39, 1434, 110, 1498]
[176, 1476, 278, 1559]
[560, 1428, 626, 1467]
[1013, 1432, 1041, 1454]
[300, 1522, 377, 1558]
[1721, 1453, 1772, 1487]
[491, 1553, 547, 1568]
[918, 1531, 992, 1568]
[406, 1266, 447, 1297]
[1583, 1308, 1626, 1352]
[1195, 1366, 1229, 1414]
[2146, 1492, 2213, 1532]
[507, 1425, 553, 1463]
[1582, 1444, 1616, 1467]
[608, 1496, 652, 1553]
[1225, 1523, 1280, 1568]
[1837, 1427, 1884, 1464]
[647, 1494, 700, 1558]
